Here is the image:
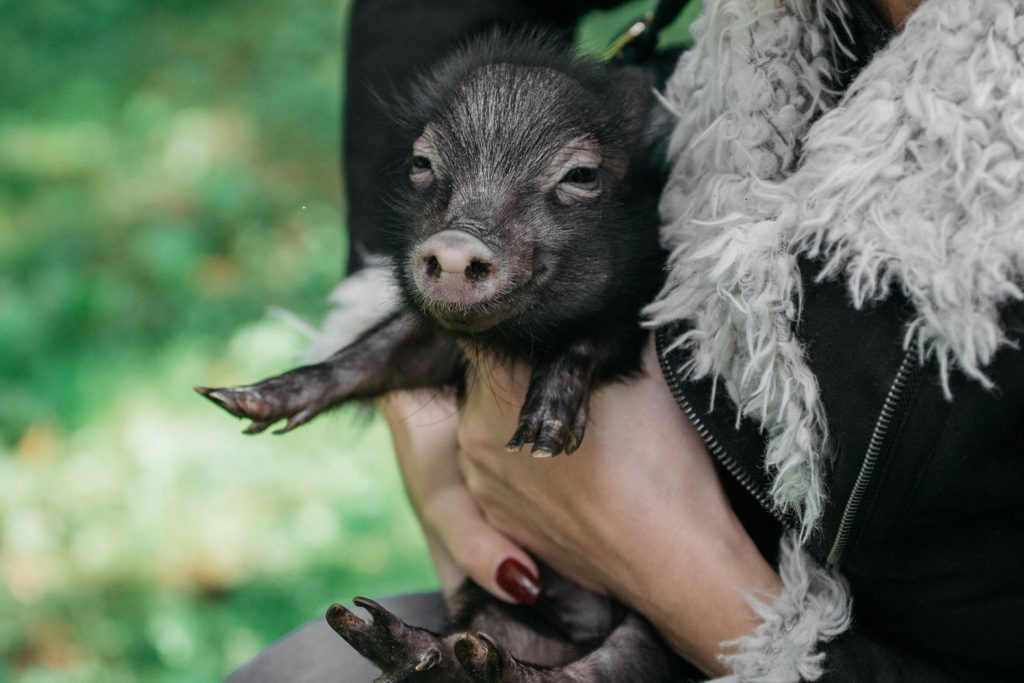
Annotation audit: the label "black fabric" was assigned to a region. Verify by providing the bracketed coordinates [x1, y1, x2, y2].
[795, 263, 1024, 680]
[828, 0, 895, 92]
[837, 310, 1024, 680]
[816, 630, 964, 682]
[794, 259, 920, 560]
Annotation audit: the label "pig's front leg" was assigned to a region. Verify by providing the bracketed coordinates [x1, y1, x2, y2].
[504, 341, 602, 458]
[196, 310, 463, 435]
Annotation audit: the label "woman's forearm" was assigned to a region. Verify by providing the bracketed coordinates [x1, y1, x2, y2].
[615, 511, 783, 676]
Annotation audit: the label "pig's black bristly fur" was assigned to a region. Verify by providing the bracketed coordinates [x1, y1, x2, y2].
[200, 30, 688, 681]
[393, 28, 642, 141]
[382, 29, 668, 366]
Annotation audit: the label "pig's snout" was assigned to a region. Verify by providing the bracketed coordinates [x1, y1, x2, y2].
[413, 230, 508, 306]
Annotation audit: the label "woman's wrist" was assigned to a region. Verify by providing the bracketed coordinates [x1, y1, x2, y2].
[615, 512, 782, 676]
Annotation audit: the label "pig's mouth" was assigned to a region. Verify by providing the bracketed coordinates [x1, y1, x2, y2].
[416, 276, 539, 333]
[424, 303, 512, 333]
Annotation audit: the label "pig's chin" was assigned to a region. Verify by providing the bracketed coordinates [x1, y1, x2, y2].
[419, 298, 516, 333]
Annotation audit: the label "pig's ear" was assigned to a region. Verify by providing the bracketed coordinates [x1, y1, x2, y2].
[606, 65, 669, 150]
[607, 66, 658, 122]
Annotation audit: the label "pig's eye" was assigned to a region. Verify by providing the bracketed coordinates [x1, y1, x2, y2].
[561, 166, 598, 186]
[557, 165, 601, 201]
[550, 137, 602, 202]
[410, 154, 436, 187]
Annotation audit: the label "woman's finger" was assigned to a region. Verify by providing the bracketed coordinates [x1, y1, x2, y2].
[424, 483, 540, 605]
[380, 388, 540, 605]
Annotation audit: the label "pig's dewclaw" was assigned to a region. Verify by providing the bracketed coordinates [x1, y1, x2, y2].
[242, 419, 274, 435]
[272, 408, 316, 435]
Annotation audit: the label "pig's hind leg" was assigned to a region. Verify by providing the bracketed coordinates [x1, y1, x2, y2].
[323, 594, 570, 683]
[451, 575, 684, 683]
[326, 574, 683, 683]
[196, 310, 463, 435]
[453, 612, 684, 683]
[326, 598, 467, 682]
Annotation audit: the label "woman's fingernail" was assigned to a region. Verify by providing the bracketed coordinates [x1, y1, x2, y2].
[496, 558, 541, 605]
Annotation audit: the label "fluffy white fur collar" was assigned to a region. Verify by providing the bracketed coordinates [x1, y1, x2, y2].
[647, 0, 1024, 541]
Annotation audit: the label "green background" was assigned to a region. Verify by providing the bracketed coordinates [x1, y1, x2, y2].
[0, 1, 697, 680]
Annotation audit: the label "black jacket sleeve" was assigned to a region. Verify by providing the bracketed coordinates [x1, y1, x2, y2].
[817, 631, 963, 682]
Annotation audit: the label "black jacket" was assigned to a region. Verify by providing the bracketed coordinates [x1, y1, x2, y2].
[658, 273, 1024, 681]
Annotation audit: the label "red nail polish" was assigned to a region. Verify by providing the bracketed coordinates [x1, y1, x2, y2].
[496, 558, 541, 605]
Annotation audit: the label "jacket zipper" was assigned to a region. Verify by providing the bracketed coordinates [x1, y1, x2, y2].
[826, 343, 918, 564]
[655, 341, 785, 525]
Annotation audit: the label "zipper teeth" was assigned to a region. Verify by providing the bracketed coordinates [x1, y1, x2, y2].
[826, 344, 917, 564]
[656, 342, 784, 524]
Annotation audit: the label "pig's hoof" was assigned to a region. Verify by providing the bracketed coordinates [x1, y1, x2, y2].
[326, 599, 451, 681]
[195, 365, 334, 435]
[454, 632, 513, 683]
[505, 398, 588, 457]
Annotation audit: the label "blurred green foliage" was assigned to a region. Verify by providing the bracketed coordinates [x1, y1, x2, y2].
[0, 0, 429, 680]
[0, 0, 349, 444]
[0, 1, 697, 681]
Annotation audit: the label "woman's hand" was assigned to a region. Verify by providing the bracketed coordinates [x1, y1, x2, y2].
[455, 337, 782, 675]
[378, 389, 542, 606]
[382, 336, 782, 675]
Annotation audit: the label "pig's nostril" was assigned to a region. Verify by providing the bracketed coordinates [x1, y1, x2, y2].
[414, 230, 501, 295]
[465, 259, 491, 282]
[424, 255, 442, 278]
